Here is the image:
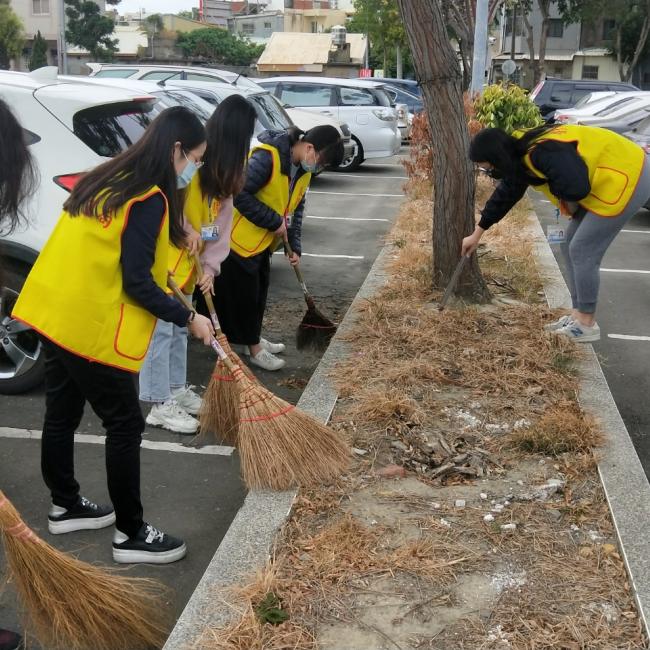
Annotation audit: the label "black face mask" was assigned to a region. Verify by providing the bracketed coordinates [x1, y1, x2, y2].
[478, 166, 503, 181]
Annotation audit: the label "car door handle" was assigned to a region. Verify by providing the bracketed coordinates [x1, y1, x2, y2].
[320, 110, 334, 116]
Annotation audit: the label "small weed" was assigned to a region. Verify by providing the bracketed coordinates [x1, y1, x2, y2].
[254, 593, 289, 625]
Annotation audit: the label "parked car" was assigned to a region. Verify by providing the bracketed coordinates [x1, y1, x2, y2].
[559, 93, 650, 128]
[369, 77, 421, 97]
[554, 92, 650, 124]
[86, 62, 262, 91]
[623, 113, 650, 153]
[357, 80, 422, 139]
[0, 68, 159, 394]
[257, 76, 402, 171]
[529, 78, 639, 120]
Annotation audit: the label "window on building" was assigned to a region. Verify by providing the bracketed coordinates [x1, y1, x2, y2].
[505, 13, 524, 36]
[548, 19, 563, 38]
[32, 0, 50, 14]
[241, 22, 255, 34]
[311, 21, 319, 32]
[602, 19, 616, 40]
[264, 21, 272, 28]
[582, 65, 599, 80]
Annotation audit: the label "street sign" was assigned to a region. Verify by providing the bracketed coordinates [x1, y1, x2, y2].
[359, 68, 372, 78]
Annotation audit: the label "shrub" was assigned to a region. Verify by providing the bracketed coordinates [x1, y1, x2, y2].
[473, 83, 543, 134]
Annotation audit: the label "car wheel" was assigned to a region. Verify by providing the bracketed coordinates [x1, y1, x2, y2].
[0, 261, 45, 394]
[334, 136, 364, 172]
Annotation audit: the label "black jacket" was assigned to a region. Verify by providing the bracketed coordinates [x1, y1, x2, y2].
[478, 140, 591, 230]
[233, 130, 307, 255]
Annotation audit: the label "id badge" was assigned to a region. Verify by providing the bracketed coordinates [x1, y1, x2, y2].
[201, 224, 220, 241]
[546, 224, 566, 244]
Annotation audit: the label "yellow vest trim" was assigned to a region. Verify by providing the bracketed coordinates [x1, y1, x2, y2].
[230, 143, 311, 258]
[514, 125, 645, 217]
[12, 187, 169, 372]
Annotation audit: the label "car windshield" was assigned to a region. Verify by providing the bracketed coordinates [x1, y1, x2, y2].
[150, 90, 213, 122]
[73, 100, 156, 157]
[248, 92, 292, 133]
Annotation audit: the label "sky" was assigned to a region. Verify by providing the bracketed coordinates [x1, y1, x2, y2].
[118, 0, 285, 16]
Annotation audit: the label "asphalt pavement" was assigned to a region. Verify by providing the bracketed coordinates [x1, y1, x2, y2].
[533, 194, 650, 480]
[0, 149, 408, 644]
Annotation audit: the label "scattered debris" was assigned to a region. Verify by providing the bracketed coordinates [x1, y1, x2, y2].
[455, 499, 466, 508]
[376, 464, 406, 479]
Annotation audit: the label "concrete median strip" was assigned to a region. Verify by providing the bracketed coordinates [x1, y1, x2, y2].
[164, 209, 650, 647]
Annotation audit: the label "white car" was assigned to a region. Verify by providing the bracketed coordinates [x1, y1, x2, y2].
[0, 68, 159, 394]
[257, 76, 402, 171]
[555, 92, 650, 125]
[86, 62, 261, 91]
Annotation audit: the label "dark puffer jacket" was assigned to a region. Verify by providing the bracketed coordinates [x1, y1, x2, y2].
[233, 130, 307, 255]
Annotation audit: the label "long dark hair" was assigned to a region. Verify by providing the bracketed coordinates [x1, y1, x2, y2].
[469, 125, 556, 183]
[64, 106, 205, 247]
[288, 124, 345, 169]
[0, 99, 38, 235]
[199, 95, 256, 199]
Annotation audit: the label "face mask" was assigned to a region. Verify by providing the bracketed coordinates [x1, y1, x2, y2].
[177, 159, 198, 189]
[300, 148, 321, 174]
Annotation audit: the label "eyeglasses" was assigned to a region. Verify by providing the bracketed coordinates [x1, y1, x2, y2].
[184, 150, 204, 169]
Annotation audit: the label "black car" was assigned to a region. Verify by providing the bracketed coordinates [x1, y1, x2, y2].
[530, 78, 639, 120]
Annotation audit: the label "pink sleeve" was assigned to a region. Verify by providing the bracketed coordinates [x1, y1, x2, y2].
[200, 196, 233, 277]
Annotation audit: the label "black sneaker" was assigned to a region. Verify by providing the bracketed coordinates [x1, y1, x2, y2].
[0, 628, 23, 650]
[112, 523, 187, 564]
[48, 496, 116, 535]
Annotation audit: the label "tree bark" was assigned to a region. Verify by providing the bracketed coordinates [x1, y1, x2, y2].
[522, 12, 537, 83]
[616, 26, 626, 81]
[536, 0, 551, 83]
[396, 0, 491, 302]
[626, 10, 650, 82]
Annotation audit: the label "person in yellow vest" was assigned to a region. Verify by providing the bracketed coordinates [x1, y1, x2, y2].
[140, 95, 257, 434]
[215, 125, 344, 371]
[12, 106, 214, 565]
[464, 124, 650, 343]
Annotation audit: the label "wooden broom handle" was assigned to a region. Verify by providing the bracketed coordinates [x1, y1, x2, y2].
[283, 237, 310, 299]
[192, 253, 222, 334]
[167, 276, 235, 372]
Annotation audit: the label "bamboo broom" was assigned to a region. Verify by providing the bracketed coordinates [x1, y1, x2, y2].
[0, 490, 168, 650]
[167, 276, 241, 445]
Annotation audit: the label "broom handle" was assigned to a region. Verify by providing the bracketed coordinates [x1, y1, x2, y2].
[167, 276, 237, 372]
[283, 237, 311, 300]
[192, 253, 223, 335]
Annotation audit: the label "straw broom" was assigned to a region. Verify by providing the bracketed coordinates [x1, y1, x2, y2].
[0, 490, 168, 650]
[283, 239, 337, 351]
[168, 276, 241, 445]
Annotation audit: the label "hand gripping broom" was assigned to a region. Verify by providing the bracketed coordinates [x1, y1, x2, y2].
[166, 287, 350, 490]
[0, 490, 168, 650]
[167, 276, 241, 445]
[283, 238, 337, 351]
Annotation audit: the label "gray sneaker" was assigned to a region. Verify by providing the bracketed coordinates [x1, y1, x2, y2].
[544, 314, 574, 332]
[249, 348, 286, 371]
[555, 321, 600, 343]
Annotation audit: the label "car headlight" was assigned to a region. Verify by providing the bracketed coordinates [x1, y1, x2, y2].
[372, 109, 395, 122]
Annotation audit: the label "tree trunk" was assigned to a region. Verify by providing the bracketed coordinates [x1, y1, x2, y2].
[615, 26, 626, 81]
[522, 12, 538, 83]
[626, 10, 650, 82]
[536, 0, 551, 82]
[458, 39, 472, 90]
[396, 0, 491, 302]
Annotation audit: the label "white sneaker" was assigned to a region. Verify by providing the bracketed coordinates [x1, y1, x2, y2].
[544, 314, 574, 332]
[260, 337, 286, 354]
[146, 400, 198, 434]
[555, 321, 600, 343]
[171, 385, 202, 415]
[249, 348, 286, 371]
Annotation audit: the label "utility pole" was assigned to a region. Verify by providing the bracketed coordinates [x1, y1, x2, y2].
[396, 43, 402, 78]
[58, 0, 68, 74]
[510, 2, 517, 61]
[470, 0, 488, 94]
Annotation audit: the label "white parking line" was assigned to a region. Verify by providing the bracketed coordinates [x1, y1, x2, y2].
[621, 229, 650, 234]
[0, 427, 234, 456]
[273, 252, 364, 260]
[320, 173, 407, 180]
[601, 268, 650, 274]
[363, 162, 406, 168]
[608, 334, 650, 341]
[306, 215, 390, 222]
[310, 191, 403, 197]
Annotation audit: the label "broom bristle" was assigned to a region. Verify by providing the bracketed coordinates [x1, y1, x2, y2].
[237, 383, 350, 490]
[198, 358, 241, 445]
[296, 304, 337, 351]
[0, 493, 168, 650]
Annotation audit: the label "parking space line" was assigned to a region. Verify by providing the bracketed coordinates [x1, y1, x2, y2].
[363, 162, 406, 168]
[273, 252, 364, 260]
[310, 191, 403, 197]
[0, 427, 234, 456]
[320, 173, 407, 180]
[306, 215, 390, 222]
[601, 268, 650, 274]
[608, 334, 650, 341]
[622, 229, 650, 234]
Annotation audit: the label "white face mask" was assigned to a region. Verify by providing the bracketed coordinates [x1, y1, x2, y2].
[176, 150, 202, 189]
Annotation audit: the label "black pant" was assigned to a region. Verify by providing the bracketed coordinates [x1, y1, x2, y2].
[208, 249, 271, 346]
[41, 338, 144, 537]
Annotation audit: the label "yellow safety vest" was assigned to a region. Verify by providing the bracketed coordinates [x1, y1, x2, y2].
[12, 187, 170, 372]
[169, 173, 221, 292]
[515, 125, 645, 217]
[230, 143, 311, 258]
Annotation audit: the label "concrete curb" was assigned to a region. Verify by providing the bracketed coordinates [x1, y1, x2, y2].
[163, 244, 393, 649]
[530, 213, 650, 634]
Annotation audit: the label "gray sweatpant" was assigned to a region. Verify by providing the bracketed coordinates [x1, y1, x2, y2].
[560, 157, 650, 314]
